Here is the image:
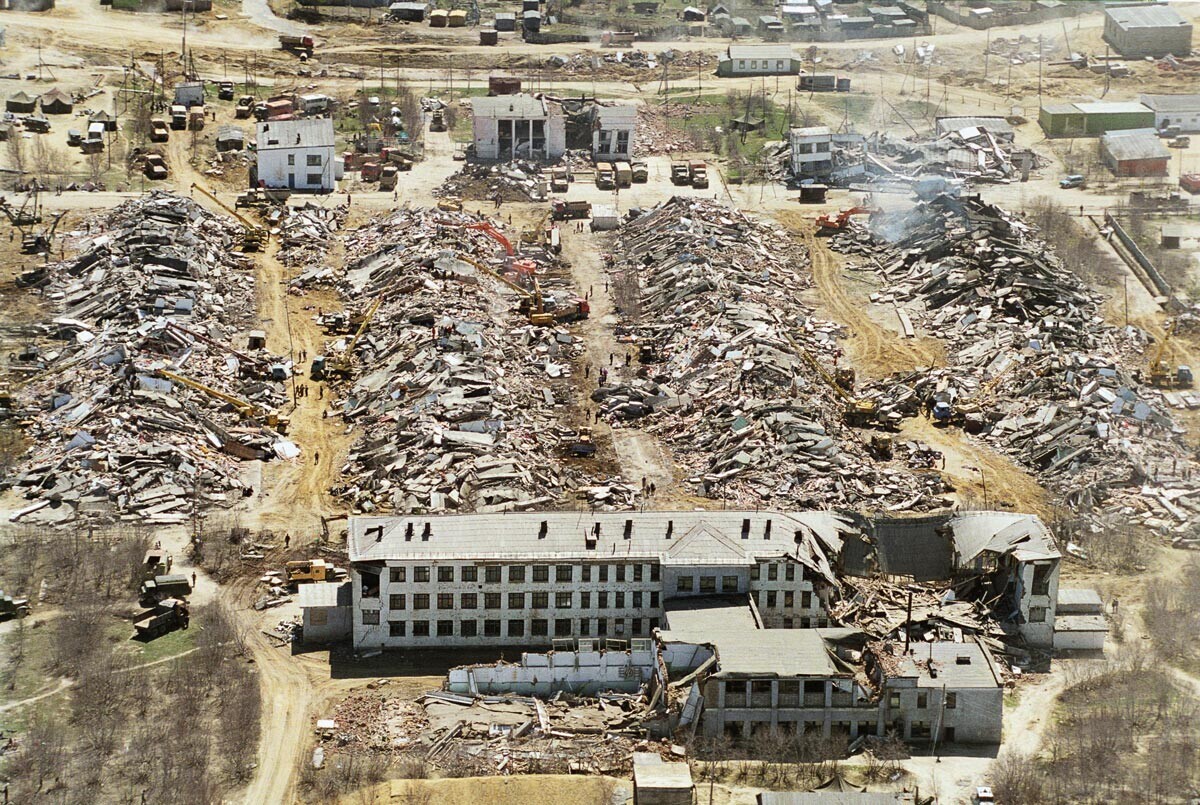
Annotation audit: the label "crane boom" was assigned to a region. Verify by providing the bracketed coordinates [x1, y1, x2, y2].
[190, 183, 268, 250]
[157, 369, 258, 418]
[1149, 319, 1177, 372]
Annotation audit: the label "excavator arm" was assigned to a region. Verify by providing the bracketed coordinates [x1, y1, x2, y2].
[465, 221, 514, 256]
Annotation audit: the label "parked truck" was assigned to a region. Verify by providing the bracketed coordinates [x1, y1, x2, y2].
[631, 160, 648, 183]
[429, 108, 446, 132]
[142, 548, 173, 579]
[140, 574, 192, 606]
[134, 598, 190, 640]
[670, 161, 690, 185]
[614, 161, 633, 188]
[235, 96, 254, 119]
[379, 164, 399, 191]
[595, 162, 615, 190]
[169, 104, 187, 130]
[550, 166, 569, 193]
[143, 154, 168, 181]
[279, 34, 315, 57]
[0, 590, 30, 620]
[217, 81, 236, 101]
[286, 559, 331, 587]
[689, 160, 709, 189]
[149, 119, 170, 142]
[552, 199, 592, 220]
[188, 106, 206, 131]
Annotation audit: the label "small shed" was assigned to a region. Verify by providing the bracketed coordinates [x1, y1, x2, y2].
[448, 9, 466, 26]
[1100, 128, 1170, 177]
[89, 110, 119, 132]
[480, 29, 499, 45]
[681, 5, 704, 21]
[6, 91, 37, 114]
[591, 204, 619, 231]
[216, 125, 246, 152]
[522, 9, 541, 32]
[493, 11, 516, 30]
[1161, 224, 1185, 250]
[429, 8, 448, 26]
[632, 753, 693, 805]
[299, 582, 352, 644]
[173, 81, 205, 108]
[39, 88, 73, 115]
[388, 1, 428, 21]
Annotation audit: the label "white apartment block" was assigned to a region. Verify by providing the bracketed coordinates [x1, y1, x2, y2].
[254, 118, 342, 193]
[347, 511, 847, 650]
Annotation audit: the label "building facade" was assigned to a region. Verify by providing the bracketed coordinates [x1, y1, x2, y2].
[1139, 94, 1200, 133]
[471, 94, 566, 160]
[788, 126, 865, 182]
[592, 105, 636, 161]
[1100, 129, 1170, 178]
[254, 118, 341, 192]
[347, 511, 846, 650]
[717, 45, 799, 77]
[1038, 101, 1156, 138]
[1103, 6, 1193, 58]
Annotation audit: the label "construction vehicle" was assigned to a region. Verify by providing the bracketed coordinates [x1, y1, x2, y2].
[361, 161, 381, 182]
[437, 198, 463, 213]
[464, 220, 514, 255]
[815, 206, 876, 235]
[0, 591, 30, 620]
[567, 428, 596, 457]
[0, 182, 42, 227]
[139, 574, 193, 606]
[835, 367, 856, 391]
[456, 252, 589, 326]
[552, 199, 591, 220]
[134, 598, 190, 639]
[550, 167, 569, 193]
[143, 548, 173, 579]
[156, 369, 290, 432]
[631, 161, 648, 184]
[1148, 320, 1194, 389]
[143, 154, 168, 181]
[279, 34, 315, 57]
[235, 95, 255, 119]
[868, 434, 893, 460]
[170, 104, 187, 130]
[286, 559, 332, 586]
[188, 106, 206, 131]
[670, 161, 691, 186]
[1169, 136, 1191, 149]
[614, 161, 633, 188]
[430, 108, 447, 132]
[21, 210, 65, 255]
[329, 297, 382, 378]
[190, 183, 268, 252]
[149, 119, 170, 142]
[781, 330, 884, 430]
[379, 164, 399, 192]
[689, 160, 709, 189]
[235, 187, 291, 208]
[217, 81, 236, 101]
[520, 210, 552, 249]
[595, 162, 615, 190]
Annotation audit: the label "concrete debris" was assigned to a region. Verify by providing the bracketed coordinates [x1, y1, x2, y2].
[270, 202, 347, 269]
[315, 206, 611, 514]
[3, 192, 291, 526]
[634, 106, 701, 155]
[596, 196, 951, 511]
[544, 49, 716, 77]
[436, 160, 548, 203]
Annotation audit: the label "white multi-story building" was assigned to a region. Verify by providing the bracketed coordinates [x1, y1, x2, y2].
[346, 511, 848, 650]
[254, 118, 342, 193]
[592, 104, 636, 161]
[470, 94, 566, 161]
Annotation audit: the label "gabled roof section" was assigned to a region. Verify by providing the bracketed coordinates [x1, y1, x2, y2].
[950, 511, 1059, 564]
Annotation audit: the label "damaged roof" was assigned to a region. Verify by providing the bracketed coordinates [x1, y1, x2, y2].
[661, 624, 841, 678]
[949, 511, 1060, 564]
[891, 640, 1001, 688]
[1101, 129, 1171, 162]
[471, 94, 549, 119]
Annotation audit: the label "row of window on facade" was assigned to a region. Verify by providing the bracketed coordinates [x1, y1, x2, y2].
[738, 59, 787, 70]
[363, 614, 662, 638]
[722, 720, 947, 741]
[285, 154, 324, 166]
[795, 141, 832, 154]
[372, 560, 803, 590]
[375, 588, 817, 613]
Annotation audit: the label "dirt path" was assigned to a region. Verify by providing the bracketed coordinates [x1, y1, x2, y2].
[777, 215, 944, 379]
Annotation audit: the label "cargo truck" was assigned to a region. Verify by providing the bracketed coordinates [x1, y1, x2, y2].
[614, 161, 632, 188]
[134, 598, 189, 640]
[595, 162, 615, 190]
[140, 574, 192, 606]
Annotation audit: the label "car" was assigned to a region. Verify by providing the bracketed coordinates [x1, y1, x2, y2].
[1060, 175, 1085, 189]
[974, 786, 995, 804]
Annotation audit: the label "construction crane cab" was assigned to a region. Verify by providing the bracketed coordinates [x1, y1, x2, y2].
[1148, 321, 1194, 389]
[835, 367, 856, 391]
[815, 206, 878, 236]
[190, 183, 268, 252]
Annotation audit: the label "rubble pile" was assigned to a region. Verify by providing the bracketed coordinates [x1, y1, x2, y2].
[597, 197, 951, 511]
[271, 203, 347, 268]
[864, 130, 1023, 185]
[326, 207, 598, 514]
[634, 106, 700, 155]
[5, 192, 293, 526]
[545, 49, 716, 77]
[833, 195, 1200, 527]
[435, 160, 547, 202]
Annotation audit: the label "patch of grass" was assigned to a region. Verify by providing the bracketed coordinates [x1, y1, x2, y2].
[0, 617, 58, 704]
[128, 623, 197, 665]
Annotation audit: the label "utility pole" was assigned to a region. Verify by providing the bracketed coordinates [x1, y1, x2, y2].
[984, 28, 990, 79]
[1037, 35, 1043, 99]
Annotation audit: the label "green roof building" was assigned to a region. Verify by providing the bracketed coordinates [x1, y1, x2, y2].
[1039, 101, 1156, 138]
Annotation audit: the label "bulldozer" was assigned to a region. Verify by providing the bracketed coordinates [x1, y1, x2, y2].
[868, 434, 894, 460]
[567, 428, 596, 457]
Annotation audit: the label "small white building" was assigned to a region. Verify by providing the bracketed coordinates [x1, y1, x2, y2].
[1138, 94, 1200, 133]
[593, 104, 636, 161]
[717, 45, 799, 77]
[255, 118, 342, 193]
[1053, 588, 1107, 652]
[471, 94, 566, 161]
[173, 81, 205, 108]
[299, 582, 352, 643]
[788, 126, 865, 182]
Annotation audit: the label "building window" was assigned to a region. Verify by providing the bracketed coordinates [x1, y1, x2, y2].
[580, 618, 590, 636]
[917, 692, 929, 709]
[306, 154, 321, 166]
[911, 722, 931, 740]
[389, 568, 406, 583]
[582, 565, 592, 582]
[597, 618, 608, 636]
[633, 618, 644, 636]
[1032, 564, 1052, 596]
[485, 593, 501, 610]
[413, 594, 429, 610]
[508, 592, 525, 609]
[766, 591, 777, 608]
[616, 565, 626, 582]
[509, 565, 526, 583]
[615, 592, 625, 608]
[633, 591, 642, 608]
[462, 566, 478, 582]
[1029, 606, 1047, 623]
[784, 591, 794, 608]
[412, 621, 430, 637]
[414, 566, 430, 583]
[750, 564, 760, 581]
[438, 566, 454, 583]
[650, 564, 660, 582]
[946, 692, 957, 710]
[362, 610, 379, 625]
[306, 173, 322, 186]
[599, 591, 609, 609]
[650, 592, 659, 608]
[677, 576, 694, 592]
[389, 594, 406, 610]
[437, 620, 454, 637]
[722, 576, 738, 593]
[533, 565, 549, 583]
[555, 618, 572, 637]
[485, 566, 501, 583]
[802, 592, 812, 609]
[599, 566, 609, 583]
[461, 620, 477, 637]
[750, 60, 758, 70]
[484, 619, 501, 637]
[634, 565, 643, 582]
[889, 693, 900, 710]
[556, 565, 573, 582]
[437, 593, 454, 610]
[785, 564, 795, 581]
[768, 564, 778, 581]
[389, 621, 405, 637]
[580, 591, 591, 608]
[287, 154, 295, 166]
[650, 617, 659, 631]
[461, 593, 477, 609]
[507, 619, 523, 637]
[531, 619, 548, 636]
[556, 592, 572, 608]
[700, 576, 716, 593]
[532, 592, 549, 609]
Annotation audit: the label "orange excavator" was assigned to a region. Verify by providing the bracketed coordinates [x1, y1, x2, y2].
[815, 206, 878, 236]
[465, 221, 513, 256]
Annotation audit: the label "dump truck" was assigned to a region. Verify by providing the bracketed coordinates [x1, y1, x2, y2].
[217, 81, 236, 101]
[134, 598, 190, 640]
[360, 161, 381, 182]
[670, 161, 691, 185]
[143, 548, 173, 579]
[552, 199, 591, 220]
[170, 104, 187, 130]
[0, 591, 29, 620]
[149, 119, 170, 142]
[550, 166, 569, 193]
[235, 95, 255, 119]
[631, 161, 648, 183]
[279, 34, 315, 57]
[140, 574, 192, 606]
[595, 162, 615, 190]
[614, 161, 633, 188]
[689, 160, 708, 189]
[286, 559, 331, 586]
[379, 164, 399, 191]
[429, 108, 446, 132]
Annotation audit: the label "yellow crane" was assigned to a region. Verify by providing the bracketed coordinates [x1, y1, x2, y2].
[1148, 320, 1193, 388]
[157, 369, 289, 432]
[454, 252, 589, 326]
[329, 297, 382, 377]
[190, 183, 268, 252]
[780, 329, 880, 428]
